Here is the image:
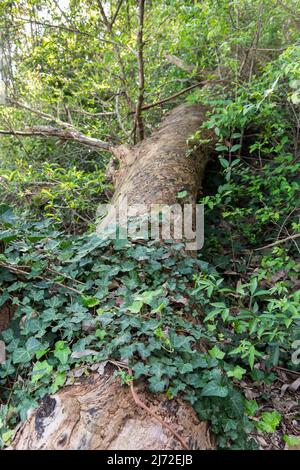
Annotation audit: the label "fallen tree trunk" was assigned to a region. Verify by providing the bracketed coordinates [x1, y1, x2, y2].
[98, 103, 214, 235]
[10, 365, 213, 450]
[10, 103, 215, 450]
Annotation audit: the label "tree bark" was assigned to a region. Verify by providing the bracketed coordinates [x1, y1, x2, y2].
[9, 103, 215, 450]
[10, 365, 213, 450]
[98, 103, 214, 234]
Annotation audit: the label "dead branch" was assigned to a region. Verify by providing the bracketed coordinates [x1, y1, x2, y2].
[164, 54, 196, 74]
[129, 377, 189, 450]
[132, 80, 224, 113]
[8, 99, 73, 129]
[0, 125, 115, 153]
[255, 233, 300, 251]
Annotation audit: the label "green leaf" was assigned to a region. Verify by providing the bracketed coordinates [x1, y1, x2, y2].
[12, 348, 32, 364]
[248, 345, 256, 369]
[201, 381, 228, 397]
[51, 371, 66, 393]
[230, 144, 241, 152]
[2, 430, 14, 444]
[128, 300, 143, 313]
[209, 346, 225, 360]
[31, 360, 53, 383]
[227, 365, 246, 380]
[81, 296, 100, 308]
[133, 362, 149, 379]
[95, 329, 106, 341]
[179, 363, 194, 374]
[54, 341, 71, 365]
[244, 399, 259, 417]
[256, 411, 281, 433]
[26, 337, 44, 353]
[216, 145, 229, 152]
[250, 277, 258, 296]
[177, 190, 188, 199]
[283, 435, 300, 447]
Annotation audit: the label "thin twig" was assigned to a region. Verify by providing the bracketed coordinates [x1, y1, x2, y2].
[255, 233, 300, 251]
[131, 80, 225, 113]
[0, 262, 83, 295]
[129, 378, 189, 450]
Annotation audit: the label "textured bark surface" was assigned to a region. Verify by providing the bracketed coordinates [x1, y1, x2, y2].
[98, 103, 214, 233]
[10, 103, 215, 450]
[10, 366, 213, 450]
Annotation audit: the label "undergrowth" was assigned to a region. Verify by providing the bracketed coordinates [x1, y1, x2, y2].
[1, 45, 300, 450]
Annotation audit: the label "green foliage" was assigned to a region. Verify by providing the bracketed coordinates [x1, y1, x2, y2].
[1, 0, 300, 452]
[0, 209, 257, 449]
[256, 411, 281, 433]
[0, 152, 110, 232]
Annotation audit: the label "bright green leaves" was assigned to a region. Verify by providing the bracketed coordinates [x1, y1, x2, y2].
[177, 190, 188, 199]
[244, 399, 259, 417]
[127, 288, 165, 313]
[256, 411, 281, 433]
[226, 366, 246, 380]
[54, 341, 71, 365]
[50, 371, 67, 394]
[283, 435, 300, 447]
[128, 300, 144, 313]
[81, 296, 100, 308]
[209, 346, 225, 360]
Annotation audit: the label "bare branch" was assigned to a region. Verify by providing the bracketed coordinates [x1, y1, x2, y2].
[0, 125, 116, 153]
[97, 0, 110, 28]
[164, 54, 196, 74]
[71, 108, 116, 117]
[8, 99, 73, 129]
[111, 0, 124, 27]
[132, 79, 225, 113]
[255, 233, 300, 251]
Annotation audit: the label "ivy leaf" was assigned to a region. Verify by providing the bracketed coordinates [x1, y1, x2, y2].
[179, 363, 194, 374]
[31, 360, 53, 383]
[26, 337, 44, 353]
[244, 399, 259, 417]
[12, 348, 32, 364]
[177, 190, 188, 199]
[148, 375, 167, 393]
[133, 362, 149, 379]
[201, 381, 229, 397]
[51, 371, 66, 394]
[81, 296, 100, 308]
[226, 365, 246, 380]
[209, 346, 225, 360]
[256, 411, 281, 433]
[54, 341, 71, 365]
[283, 435, 300, 447]
[128, 300, 143, 313]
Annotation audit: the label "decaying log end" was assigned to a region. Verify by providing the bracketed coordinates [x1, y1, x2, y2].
[10, 366, 213, 450]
